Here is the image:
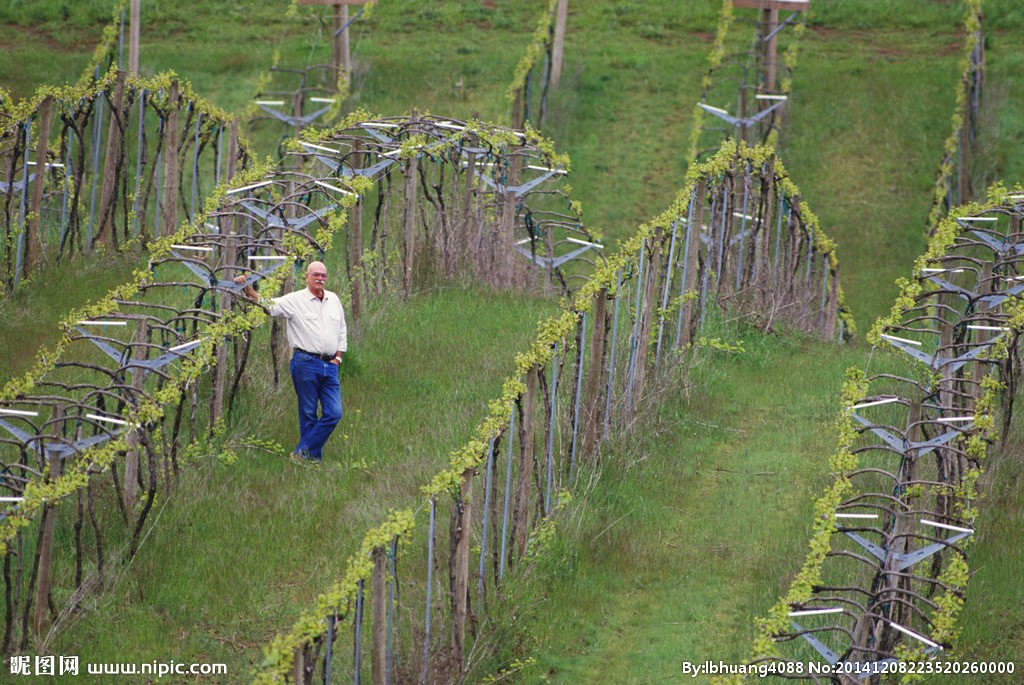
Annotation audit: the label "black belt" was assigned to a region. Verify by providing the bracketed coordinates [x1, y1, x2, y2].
[294, 348, 335, 362]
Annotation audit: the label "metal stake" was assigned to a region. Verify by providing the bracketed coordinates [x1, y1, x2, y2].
[421, 500, 435, 685]
[498, 410, 514, 580]
[477, 437, 495, 609]
[544, 343, 559, 514]
[569, 311, 586, 486]
[604, 270, 623, 434]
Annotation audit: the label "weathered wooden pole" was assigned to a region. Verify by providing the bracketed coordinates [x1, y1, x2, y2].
[958, 125, 971, 205]
[292, 89, 303, 140]
[292, 646, 305, 685]
[129, 0, 140, 75]
[461, 124, 478, 272]
[550, 0, 569, 87]
[161, 80, 180, 236]
[451, 469, 474, 672]
[762, 7, 779, 92]
[211, 232, 237, 424]
[498, 141, 522, 286]
[371, 546, 388, 685]
[338, 4, 351, 77]
[970, 262, 994, 407]
[823, 269, 839, 340]
[124, 318, 150, 511]
[227, 119, 240, 176]
[349, 139, 365, 324]
[32, 406, 63, 638]
[96, 71, 128, 250]
[631, 229, 662, 403]
[26, 95, 54, 276]
[581, 289, 607, 459]
[679, 181, 707, 346]
[295, 0, 369, 90]
[513, 366, 539, 559]
[402, 110, 420, 299]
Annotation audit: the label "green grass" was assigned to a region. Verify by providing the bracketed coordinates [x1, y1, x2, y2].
[0, 250, 145, 383]
[463, 3, 1024, 683]
[782, 26, 959, 331]
[41, 286, 557, 680]
[470, 324, 864, 684]
[932, 417, 1024, 684]
[3, 1, 1024, 683]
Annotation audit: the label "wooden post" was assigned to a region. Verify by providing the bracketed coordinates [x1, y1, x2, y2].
[718, 175, 738, 301]
[124, 318, 149, 511]
[550, 0, 569, 87]
[226, 119, 239, 183]
[498, 147, 521, 287]
[25, 96, 54, 276]
[211, 232, 237, 424]
[762, 7, 779, 92]
[299, 0, 366, 87]
[272, 270, 295, 387]
[754, 162, 775, 305]
[937, 290, 959, 513]
[679, 181, 707, 346]
[451, 470, 473, 672]
[738, 85, 749, 144]
[581, 289, 607, 459]
[339, 5, 352, 77]
[631, 229, 662, 403]
[32, 406, 63, 638]
[161, 80, 180, 236]
[892, 401, 925, 614]
[823, 269, 839, 340]
[958, 126, 971, 205]
[273, 177, 298, 385]
[783, 193, 802, 307]
[349, 139, 364, 324]
[371, 546, 387, 685]
[513, 366, 539, 559]
[402, 111, 420, 299]
[129, 0, 140, 75]
[292, 646, 305, 685]
[938, 291, 955, 413]
[292, 89, 303, 140]
[970, 262, 994, 407]
[461, 125, 478, 273]
[512, 90, 523, 131]
[96, 71, 128, 250]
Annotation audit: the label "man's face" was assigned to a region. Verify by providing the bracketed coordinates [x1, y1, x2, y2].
[306, 266, 328, 293]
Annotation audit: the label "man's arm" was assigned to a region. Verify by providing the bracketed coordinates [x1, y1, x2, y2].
[232, 275, 287, 318]
[232, 275, 260, 302]
[331, 301, 348, 365]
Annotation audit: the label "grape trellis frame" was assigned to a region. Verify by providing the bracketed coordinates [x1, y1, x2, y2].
[0, 112, 580, 654]
[0, 71, 253, 293]
[253, 138, 848, 685]
[744, 193, 1024, 683]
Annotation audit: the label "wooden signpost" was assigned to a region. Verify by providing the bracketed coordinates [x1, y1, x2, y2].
[129, 0, 140, 74]
[732, 0, 810, 92]
[297, 0, 374, 88]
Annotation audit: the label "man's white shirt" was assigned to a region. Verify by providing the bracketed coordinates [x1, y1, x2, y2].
[268, 289, 347, 355]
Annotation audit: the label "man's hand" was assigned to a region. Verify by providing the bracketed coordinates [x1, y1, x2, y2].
[233, 275, 259, 301]
[330, 352, 343, 366]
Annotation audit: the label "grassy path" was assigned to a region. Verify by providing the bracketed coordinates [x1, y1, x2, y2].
[0, 253, 146, 384]
[938, 426, 1024, 684]
[493, 333, 864, 683]
[46, 288, 558, 679]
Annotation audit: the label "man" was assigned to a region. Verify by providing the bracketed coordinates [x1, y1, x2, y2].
[235, 261, 346, 463]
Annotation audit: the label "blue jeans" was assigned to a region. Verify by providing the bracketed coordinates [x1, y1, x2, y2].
[289, 351, 343, 461]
